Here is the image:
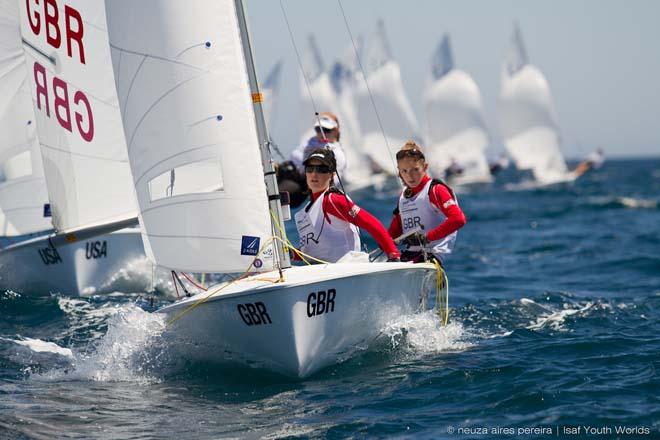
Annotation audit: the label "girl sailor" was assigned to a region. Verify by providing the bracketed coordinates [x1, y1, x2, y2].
[388, 141, 467, 263]
[294, 148, 399, 263]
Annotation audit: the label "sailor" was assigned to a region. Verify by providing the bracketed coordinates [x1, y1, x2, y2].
[389, 141, 467, 264]
[573, 148, 605, 177]
[294, 148, 400, 263]
[277, 112, 347, 209]
[444, 157, 464, 180]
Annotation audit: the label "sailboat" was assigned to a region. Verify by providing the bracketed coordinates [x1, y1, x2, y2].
[423, 34, 492, 187]
[104, 0, 438, 378]
[261, 60, 282, 129]
[353, 20, 419, 176]
[7, 0, 157, 296]
[497, 23, 573, 185]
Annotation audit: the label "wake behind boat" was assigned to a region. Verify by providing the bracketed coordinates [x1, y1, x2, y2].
[103, 0, 440, 377]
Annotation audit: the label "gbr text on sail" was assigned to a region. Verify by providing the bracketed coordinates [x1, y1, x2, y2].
[24, 0, 94, 142]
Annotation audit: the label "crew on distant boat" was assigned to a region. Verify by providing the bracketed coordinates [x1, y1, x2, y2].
[294, 148, 400, 263]
[489, 153, 511, 175]
[276, 112, 347, 208]
[444, 157, 465, 181]
[573, 148, 605, 177]
[389, 141, 467, 264]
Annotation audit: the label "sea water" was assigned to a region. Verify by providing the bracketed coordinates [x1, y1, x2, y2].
[1, 158, 659, 439]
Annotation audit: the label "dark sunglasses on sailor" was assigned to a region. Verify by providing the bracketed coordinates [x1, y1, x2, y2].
[395, 148, 425, 161]
[315, 126, 335, 133]
[305, 164, 332, 174]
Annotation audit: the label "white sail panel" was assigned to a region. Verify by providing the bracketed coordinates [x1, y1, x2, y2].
[105, 0, 274, 273]
[0, 0, 50, 236]
[424, 35, 491, 184]
[498, 26, 568, 184]
[298, 35, 338, 143]
[354, 21, 419, 175]
[18, 0, 137, 232]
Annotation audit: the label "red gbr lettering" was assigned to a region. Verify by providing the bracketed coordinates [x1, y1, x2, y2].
[33, 61, 94, 142]
[25, 0, 86, 64]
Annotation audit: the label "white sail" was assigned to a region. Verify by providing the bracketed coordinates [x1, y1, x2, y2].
[423, 34, 492, 185]
[498, 24, 569, 184]
[105, 0, 274, 273]
[261, 60, 282, 128]
[297, 35, 339, 144]
[0, 0, 50, 236]
[18, 0, 137, 233]
[353, 20, 419, 175]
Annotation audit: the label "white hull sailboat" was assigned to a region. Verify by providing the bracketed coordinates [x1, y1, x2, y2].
[161, 262, 435, 377]
[14, 0, 161, 296]
[423, 34, 492, 187]
[0, 228, 148, 295]
[104, 0, 439, 377]
[498, 24, 573, 186]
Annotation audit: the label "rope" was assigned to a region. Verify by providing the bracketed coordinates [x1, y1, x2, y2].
[180, 272, 207, 291]
[433, 259, 449, 326]
[165, 237, 280, 326]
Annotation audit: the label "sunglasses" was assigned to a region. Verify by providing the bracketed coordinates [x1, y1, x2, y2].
[305, 164, 332, 174]
[315, 126, 335, 133]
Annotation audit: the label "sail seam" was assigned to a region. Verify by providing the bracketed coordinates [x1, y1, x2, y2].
[133, 142, 222, 185]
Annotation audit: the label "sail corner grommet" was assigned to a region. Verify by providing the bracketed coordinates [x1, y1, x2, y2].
[205, 41, 211, 48]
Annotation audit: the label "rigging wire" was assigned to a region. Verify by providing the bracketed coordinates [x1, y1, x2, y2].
[336, 0, 400, 178]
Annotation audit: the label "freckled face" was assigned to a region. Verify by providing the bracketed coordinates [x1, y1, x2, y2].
[397, 157, 428, 188]
[305, 159, 334, 193]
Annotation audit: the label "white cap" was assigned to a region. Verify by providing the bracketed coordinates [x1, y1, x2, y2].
[314, 115, 338, 130]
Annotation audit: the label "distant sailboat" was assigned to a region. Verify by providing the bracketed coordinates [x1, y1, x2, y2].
[353, 20, 419, 175]
[498, 23, 572, 185]
[105, 0, 438, 378]
[297, 35, 338, 144]
[5, 0, 157, 296]
[261, 60, 283, 129]
[423, 34, 492, 186]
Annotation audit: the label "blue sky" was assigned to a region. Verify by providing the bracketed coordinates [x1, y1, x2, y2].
[248, 0, 660, 159]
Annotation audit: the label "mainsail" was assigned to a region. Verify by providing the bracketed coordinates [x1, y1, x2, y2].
[297, 35, 339, 144]
[0, 0, 50, 236]
[18, 0, 138, 233]
[498, 23, 569, 184]
[423, 34, 492, 184]
[353, 20, 419, 175]
[105, 0, 277, 273]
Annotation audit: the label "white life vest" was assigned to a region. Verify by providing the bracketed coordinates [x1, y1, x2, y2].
[398, 179, 458, 257]
[295, 190, 360, 263]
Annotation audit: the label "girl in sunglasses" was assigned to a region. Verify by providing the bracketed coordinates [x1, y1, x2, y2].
[294, 148, 400, 263]
[389, 141, 467, 264]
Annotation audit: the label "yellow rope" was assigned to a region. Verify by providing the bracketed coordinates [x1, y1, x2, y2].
[433, 259, 450, 327]
[165, 237, 280, 326]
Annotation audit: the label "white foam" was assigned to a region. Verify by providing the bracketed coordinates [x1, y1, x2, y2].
[526, 301, 595, 331]
[5, 337, 73, 358]
[36, 305, 166, 383]
[381, 310, 473, 354]
[618, 197, 657, 209]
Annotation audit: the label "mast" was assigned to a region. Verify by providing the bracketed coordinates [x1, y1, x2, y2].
[234, 0, 291, 269]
